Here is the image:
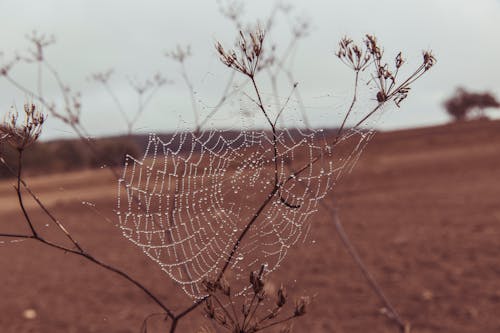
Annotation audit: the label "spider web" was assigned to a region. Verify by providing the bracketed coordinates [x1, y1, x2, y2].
[116, 123, 376, 299]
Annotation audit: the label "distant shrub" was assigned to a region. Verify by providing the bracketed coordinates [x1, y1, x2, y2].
[444, 87, 500, 121]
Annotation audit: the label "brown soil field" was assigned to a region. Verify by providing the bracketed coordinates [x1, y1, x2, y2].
[1, 119, 499, 333]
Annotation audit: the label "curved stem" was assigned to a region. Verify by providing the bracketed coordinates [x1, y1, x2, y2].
[10, 156, 175, 320]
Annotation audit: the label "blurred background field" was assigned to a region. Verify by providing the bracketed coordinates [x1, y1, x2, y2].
[1, 119, 499, 332]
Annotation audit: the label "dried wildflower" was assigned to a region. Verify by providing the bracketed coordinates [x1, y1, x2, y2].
[90, 69, 114, 84]
[128, 77, 153, 95]
[337, 34, 437, 110]
[291, 16, 310, 39]
[249, 265, 266, 294]
[218, 0, 245, 28]
[165, 45, 191, 63]
[0, 102, 46, 150]
[395, 52, 404, 69]
[336, 36, 371, 71]
[423, 51, 436, 70]
[25, 30, 55, 63]
[152, 72, 171, 86]
[216, 27, 273, 77]
[365, 34, 382, 61]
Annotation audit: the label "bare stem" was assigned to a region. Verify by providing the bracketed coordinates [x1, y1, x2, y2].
[181, 62, 200, 133]
[337, 70, 359, 138]
[257, 314, 297, 331]
[4, 156, 176, 320]
[16, 150, 38, 237]
[217, 186, 278, 282]
[327, 207, 408, 332]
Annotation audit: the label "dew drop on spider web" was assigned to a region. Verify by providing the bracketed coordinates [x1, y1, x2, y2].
[115, 123, 378, 299]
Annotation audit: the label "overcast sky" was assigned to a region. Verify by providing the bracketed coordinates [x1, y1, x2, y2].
[1, 0, 499, 140]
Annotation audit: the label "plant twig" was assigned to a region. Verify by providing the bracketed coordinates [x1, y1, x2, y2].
[326, 206, 410, 332]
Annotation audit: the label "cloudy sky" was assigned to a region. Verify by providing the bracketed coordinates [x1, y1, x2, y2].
[1, 0, 499, 139]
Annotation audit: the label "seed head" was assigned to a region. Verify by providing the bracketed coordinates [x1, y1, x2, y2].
[216, 26, 272, 77]
[423, 51, 436, 70]
[0, 102, 46, 150]
[249, 265, 266, 294]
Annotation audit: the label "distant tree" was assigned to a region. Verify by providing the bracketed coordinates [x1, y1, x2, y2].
[444, 87, 500, 121]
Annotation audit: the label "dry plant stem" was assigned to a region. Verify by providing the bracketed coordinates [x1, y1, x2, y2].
[5, 153, 176, 321]
[268, 38, 311, 128]
[272, 83, 297, 128]
[257, 314, 296, 331]
[180, 62, 200, 133]
[329, 207, 408, 332]
[242, 291, 259, 329]
[217, 186, 279, 282]
[1, 158, 83, 252]
[250, 77, 280, 187]
[337, 70, 359, 137]
[37, 61, 43, 98]
[15, 150, 37, 237]
[140, 313, 166, 333]
[213, 294, 237, 326]
[284, 69, 311, 128]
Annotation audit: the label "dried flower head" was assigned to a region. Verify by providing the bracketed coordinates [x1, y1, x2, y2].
[25, 30, 55, 63]
[249, 265, 266, 295]
[423, 51, 436, 70]
[216, 27, 273, 77]
[90, 69, 114, 84]
[336, 36, 371, 71]
[218, 0, 245, 28]
[337, 34, 437, 109]
[291, 16, 310, 39]
[165, 45, 192, 63]
[365, 34, 382, 61]
[0, 102, 46, 150]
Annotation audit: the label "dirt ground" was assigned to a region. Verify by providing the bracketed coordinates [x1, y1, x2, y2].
[1, 119, 499, 332]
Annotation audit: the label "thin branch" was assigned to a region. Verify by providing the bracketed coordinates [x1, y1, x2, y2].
[336, 70, 359, 138]
[7, 155, 176, 320]
[180, 62, 200, 133]
[0, 233, 32, 239]
[257, 314, 297, 331]
[15, 150, 38, 237]
[216, 186, 278, 282]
